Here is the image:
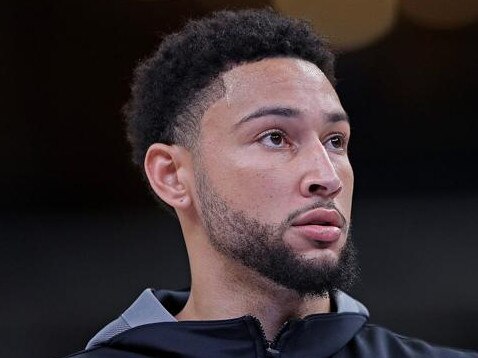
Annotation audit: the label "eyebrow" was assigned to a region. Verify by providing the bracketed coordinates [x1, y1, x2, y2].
[234, 105, 349, 128]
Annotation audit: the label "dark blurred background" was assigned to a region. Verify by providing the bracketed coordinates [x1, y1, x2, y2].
[1, 1, 477, 357]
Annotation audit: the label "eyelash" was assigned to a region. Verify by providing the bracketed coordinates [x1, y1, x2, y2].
[258, 129, 348, 152]
[325, 132, 348, 152]
[258, 130, 291, 149]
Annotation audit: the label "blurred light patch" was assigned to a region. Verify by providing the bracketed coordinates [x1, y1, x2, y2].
[273, 0, 398, 51]
[401, 0, 478, 29]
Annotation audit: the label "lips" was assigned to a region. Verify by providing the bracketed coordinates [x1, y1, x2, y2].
[290, 208, 344, 243]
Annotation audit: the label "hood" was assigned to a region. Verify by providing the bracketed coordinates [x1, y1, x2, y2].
[86, 288, 369, 357]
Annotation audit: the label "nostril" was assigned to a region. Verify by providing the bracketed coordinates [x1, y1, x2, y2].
[309, 184, 321, 193]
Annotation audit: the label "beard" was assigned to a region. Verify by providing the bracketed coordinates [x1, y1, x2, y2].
[195, 167, 358, 298]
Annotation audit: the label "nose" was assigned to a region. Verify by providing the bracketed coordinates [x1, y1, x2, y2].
[299, 144, 342, 199]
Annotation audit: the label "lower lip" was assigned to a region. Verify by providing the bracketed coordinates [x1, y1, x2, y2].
[291, 225, 341, 242]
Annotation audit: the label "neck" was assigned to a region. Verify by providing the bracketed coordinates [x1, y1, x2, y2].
[175, 232, 331, 340]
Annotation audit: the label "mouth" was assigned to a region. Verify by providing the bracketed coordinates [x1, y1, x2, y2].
[290, 208, 344, 243]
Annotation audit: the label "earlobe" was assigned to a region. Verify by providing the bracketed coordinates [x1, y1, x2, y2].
[144, 143, 192, 209]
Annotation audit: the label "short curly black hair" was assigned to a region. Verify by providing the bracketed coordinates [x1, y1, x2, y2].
[124, 8, 336, 169]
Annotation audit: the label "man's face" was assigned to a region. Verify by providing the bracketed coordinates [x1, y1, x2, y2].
[192, 58, 356, 296]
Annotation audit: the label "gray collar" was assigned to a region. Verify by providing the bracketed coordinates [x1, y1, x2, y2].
[87, 288, 369, 349]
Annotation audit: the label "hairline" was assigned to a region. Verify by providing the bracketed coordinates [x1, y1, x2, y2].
[174, 55, 334, 151]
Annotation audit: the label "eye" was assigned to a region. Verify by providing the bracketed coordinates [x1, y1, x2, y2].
[325, 134, 347, 151]
[259, 130, 290, 148]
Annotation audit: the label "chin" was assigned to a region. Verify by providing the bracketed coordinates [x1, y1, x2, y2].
[300, 247, 340, 263]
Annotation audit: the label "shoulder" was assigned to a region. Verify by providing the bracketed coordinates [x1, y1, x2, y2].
[341, 323, 478, 357]
[62, 346, 151, 358]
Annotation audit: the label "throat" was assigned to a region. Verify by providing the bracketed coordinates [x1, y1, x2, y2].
[176, 280, 331, 342]
[248, 294, 331, 341]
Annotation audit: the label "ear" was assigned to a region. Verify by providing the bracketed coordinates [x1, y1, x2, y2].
[144, 143, 192, 210]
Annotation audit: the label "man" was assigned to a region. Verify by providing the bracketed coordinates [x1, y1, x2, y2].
[67, 9, 477, 358]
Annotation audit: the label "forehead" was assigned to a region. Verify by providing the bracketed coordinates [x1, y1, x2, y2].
[223, 57, 328, 94]
[202, 57, 344, 126]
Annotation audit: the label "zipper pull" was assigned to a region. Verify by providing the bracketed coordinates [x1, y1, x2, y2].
[266, 346, 280, 357]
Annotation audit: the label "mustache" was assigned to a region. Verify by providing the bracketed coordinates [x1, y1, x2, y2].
[283, 201, 348, 232]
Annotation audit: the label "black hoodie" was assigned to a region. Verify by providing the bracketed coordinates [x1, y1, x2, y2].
[65, 289, 477, 358]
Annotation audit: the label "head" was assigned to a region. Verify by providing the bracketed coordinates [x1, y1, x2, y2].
[126, 9, 357, 297]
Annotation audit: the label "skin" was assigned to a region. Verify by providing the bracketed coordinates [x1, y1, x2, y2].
[145, 57, 354, 341]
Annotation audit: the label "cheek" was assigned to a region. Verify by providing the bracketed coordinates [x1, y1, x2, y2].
[336, 160, 354, 214]
[339, 160, 354, 189]
[201, 148, 295, 218]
